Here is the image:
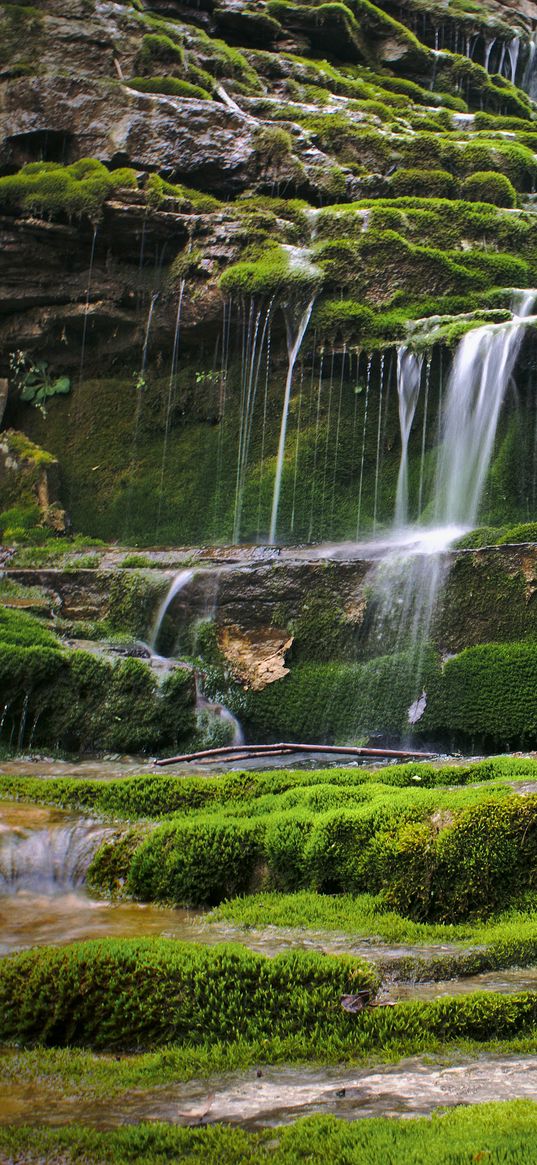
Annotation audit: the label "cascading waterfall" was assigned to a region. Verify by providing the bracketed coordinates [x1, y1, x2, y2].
[269, 297, 315, 543]
[507, 36, 520, 85]
[367, 290, 537, 720]
[522, 33, 537, 99]
[0, 821, 110, 893]
[434, 290, 536, 527]
[394, 347, 424, 528]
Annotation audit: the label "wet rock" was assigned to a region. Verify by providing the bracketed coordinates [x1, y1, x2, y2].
[217, 624, 294, 689]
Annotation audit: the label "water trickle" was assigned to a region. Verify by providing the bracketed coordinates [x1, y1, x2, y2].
[234, 297, 274, 543]
[269, 298, 315, 543]
[355, 353, 372, 537]
[373, 352, 385, 532]
[0, 814, 110, 894]
[308, 347, 325, 542]
[417, 353, 432, 516]
[483, 38, 495, 72]
[78, 226, 98, 386]
[156, 279, 185, 534]
[290, 361, 305, 534]
[329, 349, 346, 536]
[394, 347, 423, 527]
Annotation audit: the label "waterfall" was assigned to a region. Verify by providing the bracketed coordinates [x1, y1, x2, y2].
[395, 347, 423, 528]
[434, 291, 536, 528]
[269, 298, 315, 543]
[507, 36, 520, 85]
[149, 569, 195, 651]
[0, 821, 109, 893]
[522, 34, 537, 99]
[364, 291, 537, 722]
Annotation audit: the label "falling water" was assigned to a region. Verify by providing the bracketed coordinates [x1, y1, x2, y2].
[234, 298, 274, 543]
[394, 347, 423, 527]
[434, 290, 536, 527]
[507, 36, 520, 85]
[123, 290, 159, 540]
[366, 291, 537, 718]
[149, 569, 195, 652]
[355, 353, 372, 537]
[156, 279, 185, 533]
[308, 348, 325, 541]
[290, 362, 305, 533]
[319, 351, 336, 537]
[269, 298, 315, 543]
[0, 820, 110, 893]
[329, 349, 346, 535]
[256, 322, 273, 539]
[483, 38, 495, 73]
[78, 226, 98, 386]
[522, 34, 537, 99]
[373, 352, 385, 532]
[417, 354, 431, 516]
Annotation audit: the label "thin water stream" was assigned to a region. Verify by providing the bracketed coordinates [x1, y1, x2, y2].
[3, 1054, 537, 1129]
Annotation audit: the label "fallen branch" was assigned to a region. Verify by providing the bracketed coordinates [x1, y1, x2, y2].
[155, 742, 437, 766]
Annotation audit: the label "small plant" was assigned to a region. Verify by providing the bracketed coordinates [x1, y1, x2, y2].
[9, 351, 70, 416]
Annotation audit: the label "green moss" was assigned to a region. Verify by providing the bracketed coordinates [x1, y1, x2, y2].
[391, 168, 459, 199]
[220, 244, 323, 297]
[0, 939, 378, 1049]
[461, 170, 517, 208]
[0, 160, 138, 220]
[127, 76, 212, 100]
[136, 31, 184, 72]
[9, 1105, 537, 1164]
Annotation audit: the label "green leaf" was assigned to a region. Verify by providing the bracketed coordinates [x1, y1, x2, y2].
[20, 384, 38, 402]
[50, 377, 71, 395]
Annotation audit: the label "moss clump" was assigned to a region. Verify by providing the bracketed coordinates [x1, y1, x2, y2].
[0, 607, 195, 753]
[461, 171, 517, 208]
[145, 174, 220, 212]
[0, 939, 378, 1049]
[127, 76, 212, 100]
[136, 31, 185, 72]
[0, 160, 138, 220]
[423, 641, 537, 750]
[391, 169, 459, 199]
[220, 244, 323, 297]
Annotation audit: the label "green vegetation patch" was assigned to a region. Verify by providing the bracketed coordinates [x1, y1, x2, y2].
[6, 1105, 537, 1164]
[0, 939, 378, 1049]
[0, 160, 138, 220]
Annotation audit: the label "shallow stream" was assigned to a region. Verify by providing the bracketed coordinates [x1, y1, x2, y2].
[3, 1054, 537, 1128]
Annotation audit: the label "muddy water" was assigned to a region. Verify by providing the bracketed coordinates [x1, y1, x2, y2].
[3, 1054, 537, 1128]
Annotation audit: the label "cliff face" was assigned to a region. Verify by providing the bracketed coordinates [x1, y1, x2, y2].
[1, 0, 537, 546]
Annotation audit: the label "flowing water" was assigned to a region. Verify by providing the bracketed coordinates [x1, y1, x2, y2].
[4, 1053, 537, 1129]
[394, 348, 423, 528]
[364, 291, 537, 704]
[269, 298, 315, 543]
